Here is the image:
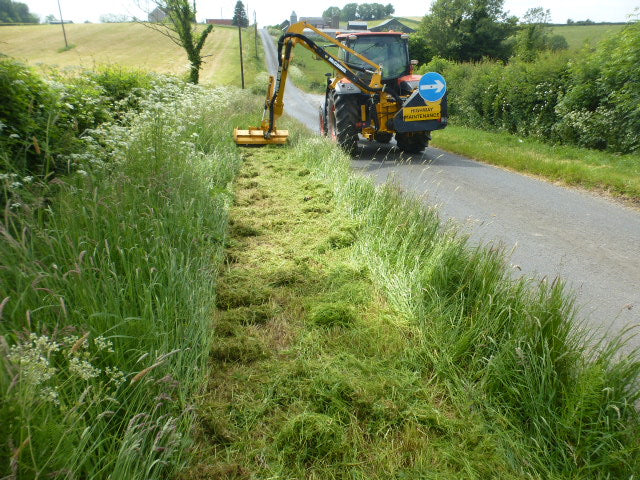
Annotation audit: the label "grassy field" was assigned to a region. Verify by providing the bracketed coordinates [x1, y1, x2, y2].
[550, 24, 626, 49]
[0, 22, 265, 86]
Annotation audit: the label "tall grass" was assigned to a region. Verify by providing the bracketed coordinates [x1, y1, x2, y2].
[0, 83, 256, 478]
[293, 135, 640, 478]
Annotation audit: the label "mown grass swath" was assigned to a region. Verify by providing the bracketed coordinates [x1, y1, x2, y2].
[0, 80, 257, 477]
[291, 135, 640, 478]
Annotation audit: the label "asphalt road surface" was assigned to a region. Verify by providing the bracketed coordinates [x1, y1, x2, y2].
[259, 29, 640, 347]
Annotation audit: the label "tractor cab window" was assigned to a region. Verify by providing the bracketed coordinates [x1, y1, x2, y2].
[344, 35, 408, 80]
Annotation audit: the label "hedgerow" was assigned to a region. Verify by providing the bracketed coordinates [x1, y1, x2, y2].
[419, 21, 640, 154]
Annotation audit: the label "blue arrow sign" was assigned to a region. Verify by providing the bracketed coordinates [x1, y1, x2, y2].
[418, 72, 447, 102]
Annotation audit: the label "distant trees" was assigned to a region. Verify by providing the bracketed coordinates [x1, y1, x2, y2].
[99, 13, 131, 23]
[417, 0, 517, 62]
[322, 3, 394, 22]
[0, 0, 39, 24]
[232, 0, 249, 27]
[515, 8, 567, 61]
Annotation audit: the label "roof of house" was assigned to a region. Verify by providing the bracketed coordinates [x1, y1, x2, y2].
[369, 18, 415, 33]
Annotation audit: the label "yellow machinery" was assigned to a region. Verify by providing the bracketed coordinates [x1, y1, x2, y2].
[234, 21, 447, 153]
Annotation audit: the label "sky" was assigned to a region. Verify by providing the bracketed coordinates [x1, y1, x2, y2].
[22, 0, 639, 26]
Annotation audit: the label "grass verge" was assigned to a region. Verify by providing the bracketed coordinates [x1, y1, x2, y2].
[0, 85, 259, 478]
[432, 125, 640, 202]
[184, 122, 640, 479]
[183, 142, 527, 479]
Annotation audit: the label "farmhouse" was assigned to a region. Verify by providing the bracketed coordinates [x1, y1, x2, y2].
[148, 7, 166, 23]
[206, 19, 233, 26]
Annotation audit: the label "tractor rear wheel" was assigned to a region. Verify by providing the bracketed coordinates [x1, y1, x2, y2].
[374, 132, 393, 143]
[328, 93, 359, 155]
[396, 132, 429, 154]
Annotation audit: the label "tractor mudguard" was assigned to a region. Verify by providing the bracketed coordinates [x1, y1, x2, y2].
[334, 81, 362, 95]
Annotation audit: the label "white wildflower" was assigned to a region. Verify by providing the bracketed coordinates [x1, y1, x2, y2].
[105, 366, 126, 387]
[94, 336, 114, 353]
[76, 169, 88, 176]
[41, 386, 60, 405]
[7, 334, 59, 386]
[69, 357, 100, 381]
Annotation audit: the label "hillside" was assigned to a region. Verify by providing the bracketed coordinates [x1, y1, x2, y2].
[550, 23, 625, 49]
[0, 22, 262, 85]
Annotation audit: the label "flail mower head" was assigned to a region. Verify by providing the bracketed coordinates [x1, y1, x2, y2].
[233, 127, 289, 146]
[234, 75, 289, 146]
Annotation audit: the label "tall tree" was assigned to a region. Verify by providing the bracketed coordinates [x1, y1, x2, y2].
[322, 6, 341, 20]
[341, 3, 358, 21]
[0, 0, 39, 23]
[232, 0, 248, 27]
[418, 0, 517, 62]
[142, 0, 213, 84]
[384, 3, 395, 16]
[514, 7, 551, 61]
[356, 4, 372, 20]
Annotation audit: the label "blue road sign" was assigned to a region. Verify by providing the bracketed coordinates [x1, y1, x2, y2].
[418, 72, 446, 103]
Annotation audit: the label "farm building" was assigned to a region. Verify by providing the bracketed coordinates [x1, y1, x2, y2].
[369, 18, 415, 33]
[347, 20, 368, 30]
[148, 7, 167, 23]
[206, 19, 233, 25]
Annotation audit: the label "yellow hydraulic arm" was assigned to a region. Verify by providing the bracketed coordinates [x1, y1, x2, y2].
[234, 21, 385, 146]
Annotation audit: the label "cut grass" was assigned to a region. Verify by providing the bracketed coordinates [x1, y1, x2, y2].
[181, 144, 527, 479]
[183, 116, 640, 478]
[431, 124, 640, 201]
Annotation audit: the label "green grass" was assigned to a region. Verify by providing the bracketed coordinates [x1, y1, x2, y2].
[431, 125, 640, 201]
[0, 84, 261, 478]
[550, 24, 626, 50]
[182, 140, 529, 479]
[182, 120, 640, 479]
[289, 41, 334, 93]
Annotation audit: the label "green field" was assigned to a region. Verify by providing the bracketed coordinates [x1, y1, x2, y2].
[0, 22, 265, 86]
[550, 23, 626, 49]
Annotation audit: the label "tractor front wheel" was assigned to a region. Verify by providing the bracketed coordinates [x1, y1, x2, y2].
[395, 132, 430, 154]
[328, 93, 359, 155]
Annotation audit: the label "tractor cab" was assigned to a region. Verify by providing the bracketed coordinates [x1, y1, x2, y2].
[337, 32, 412, 90]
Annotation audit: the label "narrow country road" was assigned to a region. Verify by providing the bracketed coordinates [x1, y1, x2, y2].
[259, 29, 640, 347]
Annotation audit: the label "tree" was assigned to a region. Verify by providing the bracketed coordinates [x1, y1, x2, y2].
[356, 4, 372, 20]
[232, 0, 248, 27]
[384, 3, 395, 16]
[100, 13, 131, 23]
[417, 0, 517, 62]
[322, 6, 341, 20]
[514, 7, 551, 61]
[45, 13, 57, 23]
[0, 0, 39, 23]
[341, 3, 358, 21]
[141, 1, 213, 84]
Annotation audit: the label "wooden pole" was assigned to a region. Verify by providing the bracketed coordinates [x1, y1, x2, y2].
[56, 0, 68, 48]
[254, 11, 258, 59]
[238, 25, 245, 89]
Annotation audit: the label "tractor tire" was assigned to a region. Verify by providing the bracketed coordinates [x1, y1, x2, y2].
[319, 105, 327, 136]
[395, 132, 430, 154]
[328, 93, 359, 155]
[374, 132, 393, 144]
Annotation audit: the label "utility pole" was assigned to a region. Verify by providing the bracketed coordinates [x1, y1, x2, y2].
[56, 0, 68, 48]
[254, 11, 258, 59]
[238, 25, 245, 89]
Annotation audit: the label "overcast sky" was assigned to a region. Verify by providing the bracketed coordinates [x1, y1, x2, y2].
[23, 0, 639, 26]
